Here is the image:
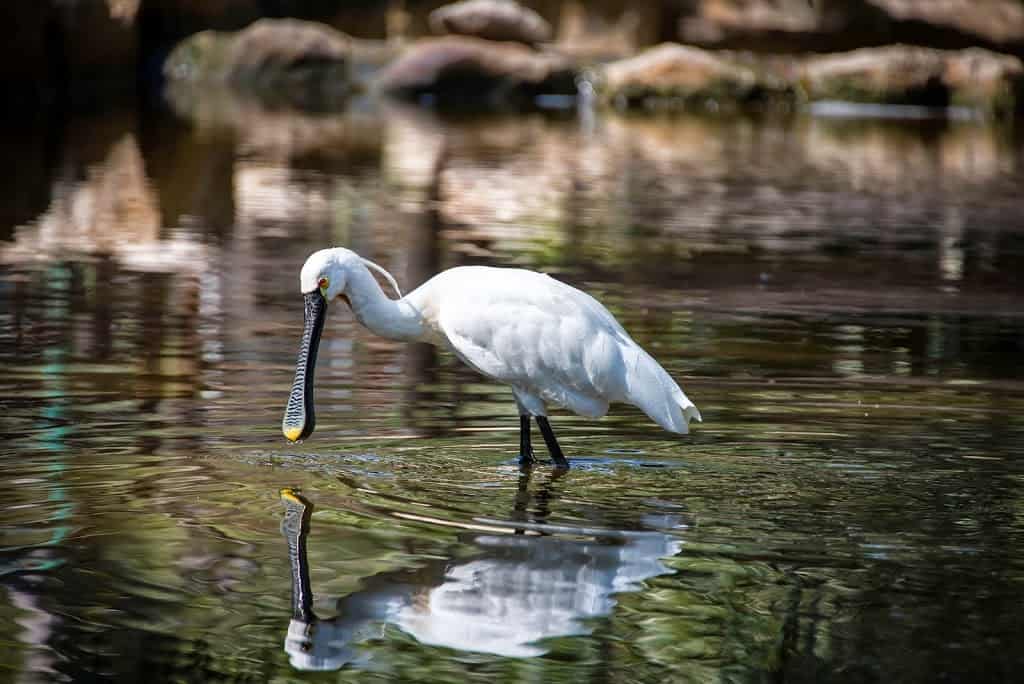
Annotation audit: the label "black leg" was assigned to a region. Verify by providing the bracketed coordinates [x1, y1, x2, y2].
[512, 468, 531, 534]
[519, 415, 535, 466]
[535, 416, 569, 469]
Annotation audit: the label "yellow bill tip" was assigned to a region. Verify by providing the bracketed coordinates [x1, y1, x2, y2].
[279, 488, 304, 504]
[283, 426, 304, 442]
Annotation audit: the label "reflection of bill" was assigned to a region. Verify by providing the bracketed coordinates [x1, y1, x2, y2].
[279, 488, 684, 670]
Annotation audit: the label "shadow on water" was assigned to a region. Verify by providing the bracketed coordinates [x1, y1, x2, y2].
[1, 85, 1024, 682]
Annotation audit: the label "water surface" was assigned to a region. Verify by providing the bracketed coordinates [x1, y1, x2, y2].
[1, 99, 1023, 682]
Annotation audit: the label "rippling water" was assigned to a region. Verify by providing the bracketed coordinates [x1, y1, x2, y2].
[1, 97, 1023, 682]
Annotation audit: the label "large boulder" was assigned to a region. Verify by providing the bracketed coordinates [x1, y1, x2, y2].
[428, 0, 552, 46]
[164, 19, 354, 109]
[376, 36, 575, 105]
[600, 43, 794, 107]
[942, 48, 1024, 113]
[801, 45, 955, 106]
[677, 0, 1024, 57]
[871, 0, 1024, 48]
[800, 45, 1024, 115]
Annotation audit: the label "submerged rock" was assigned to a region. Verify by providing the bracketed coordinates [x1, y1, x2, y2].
[376, 36, 575, 105]
[601, 43, 794, 107]
[800, 45, 1024, 115]
[429, 0, 552, 46]
[163, 19, 354, 109]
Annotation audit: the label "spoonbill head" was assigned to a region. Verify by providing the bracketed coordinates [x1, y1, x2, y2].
[282, 248, 701, 467]
[282, 248, 402, 442]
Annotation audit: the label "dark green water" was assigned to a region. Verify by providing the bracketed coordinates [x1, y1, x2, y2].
[1, 98, 1023, 682]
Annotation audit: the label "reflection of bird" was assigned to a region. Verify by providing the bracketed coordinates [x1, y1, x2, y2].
[279, 486, 683, 670]
[283, 248, 701, 467]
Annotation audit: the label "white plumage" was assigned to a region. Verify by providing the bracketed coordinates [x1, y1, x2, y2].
[283, 248, 701, 462]
[420, 266, 700, 432]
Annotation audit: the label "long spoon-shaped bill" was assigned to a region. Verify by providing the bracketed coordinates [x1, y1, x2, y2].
[282, 291, 326, 442]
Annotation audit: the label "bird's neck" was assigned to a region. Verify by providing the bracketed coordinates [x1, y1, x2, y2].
[345, 265, 423, 342]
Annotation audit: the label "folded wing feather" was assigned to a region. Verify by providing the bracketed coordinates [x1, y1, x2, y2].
[431, 267, 700, 432]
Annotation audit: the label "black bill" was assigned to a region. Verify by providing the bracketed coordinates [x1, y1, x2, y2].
[282, 291, 326, 442]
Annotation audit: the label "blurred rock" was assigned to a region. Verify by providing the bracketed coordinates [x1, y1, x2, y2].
[554, 1, 642, 60]
[678, 0, 1024, 57]
[680, 0, 820, 44]
[800, 45, 1024, 115]
[871, 0, 1024, 48]
[163, 19, 354, 110]
[601, 43, 794, 107]
[942, 48, 1024, 114]
[376, 36, 576, 105]
[429, 0, 551, 46]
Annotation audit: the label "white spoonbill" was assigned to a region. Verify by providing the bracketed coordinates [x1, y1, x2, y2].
[282, 248, 701, 467]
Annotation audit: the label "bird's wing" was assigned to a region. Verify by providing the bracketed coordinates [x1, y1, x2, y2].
[436, 269, 631, 417]
[433, 267, 700, 432]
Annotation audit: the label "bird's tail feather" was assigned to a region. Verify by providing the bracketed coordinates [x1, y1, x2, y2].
[625, 347, 701, 434]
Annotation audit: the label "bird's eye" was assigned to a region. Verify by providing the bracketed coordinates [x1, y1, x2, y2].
[318, 277, 329, 291]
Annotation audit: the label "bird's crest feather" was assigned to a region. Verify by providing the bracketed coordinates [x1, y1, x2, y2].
[361, 258, 402, 298]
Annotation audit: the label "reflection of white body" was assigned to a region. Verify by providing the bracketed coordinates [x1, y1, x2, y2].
[284, 529, 682, 669]
[401, 533, 682, 657]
